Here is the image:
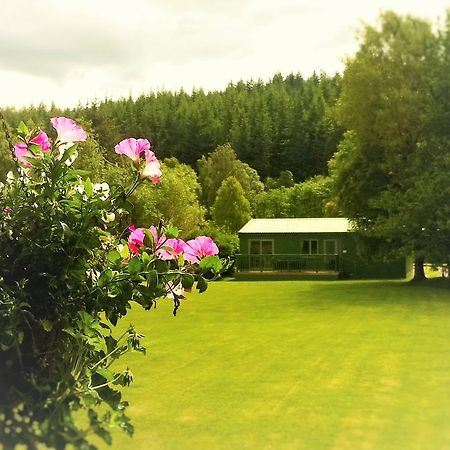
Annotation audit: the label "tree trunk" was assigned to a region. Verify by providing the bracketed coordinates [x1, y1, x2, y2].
[412, 256, 426, 281]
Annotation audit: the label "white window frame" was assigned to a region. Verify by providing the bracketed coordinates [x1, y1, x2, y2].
[300, 239, 318, 255]
[249, 239, 274, 255]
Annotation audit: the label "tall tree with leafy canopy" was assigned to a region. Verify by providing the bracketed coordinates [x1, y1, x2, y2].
[197, 144, 263, 210]
[211, 176, 252, 232]
[132, 158, 205, 236]
[331, 11, 446, 280]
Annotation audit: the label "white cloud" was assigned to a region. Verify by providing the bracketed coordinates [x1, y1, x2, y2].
[0, 0, 448, 108]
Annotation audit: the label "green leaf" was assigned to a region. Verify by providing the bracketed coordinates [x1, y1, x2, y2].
[63, 169, 90, 182]
[144, 229, 154, 246]
[82, 391, 99, 407]
[96, 368, 116, 382]
[41, 319, 53, 332]
[196, 276, 208, 293]
[95, 427, 112, 446]
[84, 177, 93, 198]
[17, 121, 29, 136]
[128, 257, 141, 275]
[60, 221, 72, 237]
[181, 274, 195, 289]
[107, 250, 122, 264]
[141, 251, 152, 266]
[87, 335, 108, 353]
[79, 311, 94, 326]
[98, 385, 121, 409]
[155, 259, 168, 273]
[146, 269, 158, 288]
[98, 269, 113, 287]
[60, 143, 78, 163]
[28, 144, 42, 156]
[119, 244, 130, 260]
[166, 226, 179, 238]
[69, 169, 91, 176]
[199, 256, 223, 274]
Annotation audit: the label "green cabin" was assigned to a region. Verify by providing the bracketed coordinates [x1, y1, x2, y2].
[236, 218, 410, 279]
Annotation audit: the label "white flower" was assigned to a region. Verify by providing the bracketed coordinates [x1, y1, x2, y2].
[93, 182, 110, 200]
[166, 282, 185, 300]
[6, 171, 14, 184]
[102, 212, 115, 223]
[57, 143, 78, 167]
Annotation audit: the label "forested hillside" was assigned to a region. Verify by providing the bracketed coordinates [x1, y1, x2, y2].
[1, 72, 342, 182]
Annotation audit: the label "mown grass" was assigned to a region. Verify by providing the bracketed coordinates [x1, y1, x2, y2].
[100, 279, 450, 450]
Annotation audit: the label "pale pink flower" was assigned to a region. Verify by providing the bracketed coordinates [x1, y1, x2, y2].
[115, 138, 150, 165]
[51, 117, 87, 144]
[183, 236, 219, 264]
[14, 142, 33, 166]
[141, 149, 162, 183]
[30, 131, 51, 152]
[128, 225, 146, 254]
[157, 238, 186, 260]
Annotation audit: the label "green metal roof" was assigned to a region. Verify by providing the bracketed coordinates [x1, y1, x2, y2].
[238, 218, 353, 234]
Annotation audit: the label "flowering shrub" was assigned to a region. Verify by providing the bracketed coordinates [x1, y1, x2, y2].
[0, 118, 227, 449]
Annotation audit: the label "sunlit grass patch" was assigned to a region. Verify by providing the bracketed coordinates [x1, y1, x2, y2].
[101, 280, 450, 450]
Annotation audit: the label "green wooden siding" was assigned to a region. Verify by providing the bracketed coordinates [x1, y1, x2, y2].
[238, 232, 409, 279]
[241, 232, 344, 255]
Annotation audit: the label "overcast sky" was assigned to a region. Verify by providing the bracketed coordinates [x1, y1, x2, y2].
[0, 0, 448, 108]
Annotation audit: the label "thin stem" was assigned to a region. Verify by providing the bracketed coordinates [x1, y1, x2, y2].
[89, 329, 129, 371]
[124, 175, 141, 199]
[91, 373, 123, 390]
[110, 173, 141, 214]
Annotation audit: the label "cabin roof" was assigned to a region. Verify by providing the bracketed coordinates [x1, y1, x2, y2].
[238, 218, 353, 234]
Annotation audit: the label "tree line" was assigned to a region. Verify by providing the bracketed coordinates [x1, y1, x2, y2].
[0, 72, 342, 182]
[1, 10, 450, 278]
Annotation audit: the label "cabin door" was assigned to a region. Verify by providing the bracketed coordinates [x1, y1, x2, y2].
[249, 240, 273, 270]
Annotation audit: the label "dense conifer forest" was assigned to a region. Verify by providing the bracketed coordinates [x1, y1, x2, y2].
[1, 72, 342, 182]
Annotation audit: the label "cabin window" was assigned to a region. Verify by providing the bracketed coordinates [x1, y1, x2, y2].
[324, 239, 337, 255]
[249, 240, 273, 255]
[301, 239, 318, 255]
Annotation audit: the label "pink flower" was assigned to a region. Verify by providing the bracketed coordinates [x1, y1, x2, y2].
[183, 236, 219, 264]
[14, 142, 33, 166]
[157, 238, 186, 260]
[148, 225, 168, 250]
[30, 131, 51, 152]
[13, 131, 52, 166]
[148, 225, 159, 244]
[115, 138, 150, 165]
[141, 149, 162, 183]
[128, 225, 145, 254]
[3, 207, 12, 214]
[51, 117, 87, 144]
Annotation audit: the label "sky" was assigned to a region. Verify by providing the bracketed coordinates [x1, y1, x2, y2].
[0, 0, 448, 108]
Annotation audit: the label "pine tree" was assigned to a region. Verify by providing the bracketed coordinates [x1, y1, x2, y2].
[211, 176, 251, 232]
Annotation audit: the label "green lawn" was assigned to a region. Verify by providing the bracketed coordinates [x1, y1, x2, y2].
[101, 279, 450, 450]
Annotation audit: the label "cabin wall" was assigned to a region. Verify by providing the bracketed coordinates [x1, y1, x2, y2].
[238, 232, 409, 279]
[239, 233, 344, 255]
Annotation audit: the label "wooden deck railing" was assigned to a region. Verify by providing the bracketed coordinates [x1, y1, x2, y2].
[235, 254, 340, 273]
